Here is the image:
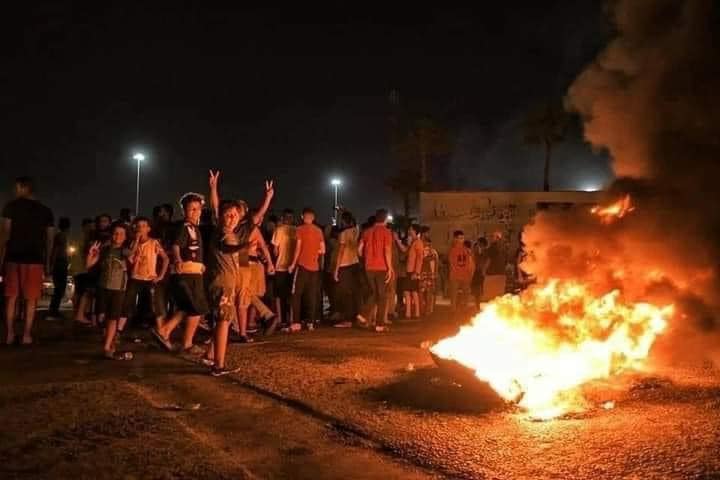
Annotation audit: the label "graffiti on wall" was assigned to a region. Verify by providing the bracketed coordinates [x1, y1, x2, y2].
[431, 197, 536, 225]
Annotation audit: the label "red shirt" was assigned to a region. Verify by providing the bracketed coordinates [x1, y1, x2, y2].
[296, 224, 324, 271]
[362, 224, 392, 271]
[449, 243, 475, 281]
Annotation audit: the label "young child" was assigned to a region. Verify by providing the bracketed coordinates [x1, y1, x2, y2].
[86, 222, 131, 359]
[124, 217, 169, 331]
[203, 199, 250, 375]
[153, 193, 209, 353]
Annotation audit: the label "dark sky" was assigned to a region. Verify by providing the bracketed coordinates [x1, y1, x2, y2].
[1, 2, 611, 223]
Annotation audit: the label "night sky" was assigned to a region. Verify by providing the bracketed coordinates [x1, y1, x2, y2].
[1, 2, 612, 224]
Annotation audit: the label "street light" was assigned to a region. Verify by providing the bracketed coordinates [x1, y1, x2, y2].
[330, 178, 342, 222]
[133, 152, 145, 215]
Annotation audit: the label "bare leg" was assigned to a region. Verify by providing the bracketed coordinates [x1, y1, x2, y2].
[182, 315, 200, 350]
[250, 296, 274, 319]
[75, 293, 92, 323]
[154, 315, 164, 331]
[238, 307, 248, 337]
[204, 340, 215, 362]
[5, 296, 17, 344]
[159, 311, 183, 339]
[22, 300, 37, 344]
[213, 320, 230, 368]
[247, 305, 257, 330]
[403, 292, 411, 318]
[117, 316, 127, 333]
[104, 319, 118, 353]
[411, 292, 420, 318]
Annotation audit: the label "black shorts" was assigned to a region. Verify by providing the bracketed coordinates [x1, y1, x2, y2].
[124, 278, 168, 319]
[399, 276, 420, 293]
[75, 271, 99, 297]
[96, 288, 125, 319]
[171, 274, 209, 316]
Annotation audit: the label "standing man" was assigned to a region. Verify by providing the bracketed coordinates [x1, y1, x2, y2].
[289, 208, 325, 330]
[272, 209, 296, 328]
[47, 217, 71, 320]
[332, 210, 361, 328]
[402, 224, 424, 320]
[0, 177, 54, 345]
[448, 230, 475, 313]
[483, 231, 508, 301]
[357, 210, 394, 331]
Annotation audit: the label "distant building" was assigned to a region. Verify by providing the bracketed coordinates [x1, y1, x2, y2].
[419, 190, 603, 254]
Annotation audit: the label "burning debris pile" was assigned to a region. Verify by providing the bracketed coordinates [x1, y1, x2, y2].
[432, 0, 720, 419]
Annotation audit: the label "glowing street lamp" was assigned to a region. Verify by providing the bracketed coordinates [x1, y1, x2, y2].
[330, 178, 342, 222]
[133, 152, 145, 215]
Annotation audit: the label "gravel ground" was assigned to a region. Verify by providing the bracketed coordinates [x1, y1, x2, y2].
[216, 313, 720, 480]
[0, 322, 433, 480]
[2, 310, 719, 479]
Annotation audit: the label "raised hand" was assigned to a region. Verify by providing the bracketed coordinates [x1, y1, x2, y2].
[264, 179, 274, 196]
[209, 170, 221, 189]
[89, 241, 101, 256]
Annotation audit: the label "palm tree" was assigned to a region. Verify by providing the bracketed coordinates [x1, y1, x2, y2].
[523, 102, 568, 191]
[386, 169, 420, 218]
[394, 117, 452, 188]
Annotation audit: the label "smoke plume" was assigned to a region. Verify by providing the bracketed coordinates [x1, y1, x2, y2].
[522, 0, 720, 363]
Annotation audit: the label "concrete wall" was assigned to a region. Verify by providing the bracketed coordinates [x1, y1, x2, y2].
[419, 191, 603, 254]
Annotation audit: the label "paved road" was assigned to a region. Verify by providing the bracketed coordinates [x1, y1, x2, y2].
[2, 311, 720, 479]
[0, 323, 433, 480]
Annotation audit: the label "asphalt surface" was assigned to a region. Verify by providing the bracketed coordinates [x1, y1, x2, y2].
[2, 309, 720, 479]
[0, 320, 432, 480]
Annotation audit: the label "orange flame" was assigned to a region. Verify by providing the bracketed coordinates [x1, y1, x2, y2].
[591, 194, 635, 224]
[431, 280, 673, 420]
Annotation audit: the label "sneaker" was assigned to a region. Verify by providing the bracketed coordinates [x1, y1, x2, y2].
[200, 357, 215, 367]
[210, 366, 232, 377]
[356, 314, 369, 327]
[333, 321, 353, 328]
[305, 323, 315, 332]
[374, 325, 388, 333]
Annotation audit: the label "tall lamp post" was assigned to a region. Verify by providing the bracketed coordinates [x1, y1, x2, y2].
[330, 178, 342, 224]
[133, 153, 145, 215]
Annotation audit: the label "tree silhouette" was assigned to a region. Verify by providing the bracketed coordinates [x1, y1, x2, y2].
[394, 117, 452, 188]
[523, 102, 568, 191]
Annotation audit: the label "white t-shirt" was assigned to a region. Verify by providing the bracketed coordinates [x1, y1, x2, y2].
[131, 238, 162, 281]
[272, 224, 296, 272]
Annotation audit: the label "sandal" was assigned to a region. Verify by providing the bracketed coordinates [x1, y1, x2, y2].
[151, 328, 173, 351]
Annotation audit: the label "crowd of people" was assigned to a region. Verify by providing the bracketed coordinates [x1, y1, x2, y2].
[0, 175, 524, 376]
